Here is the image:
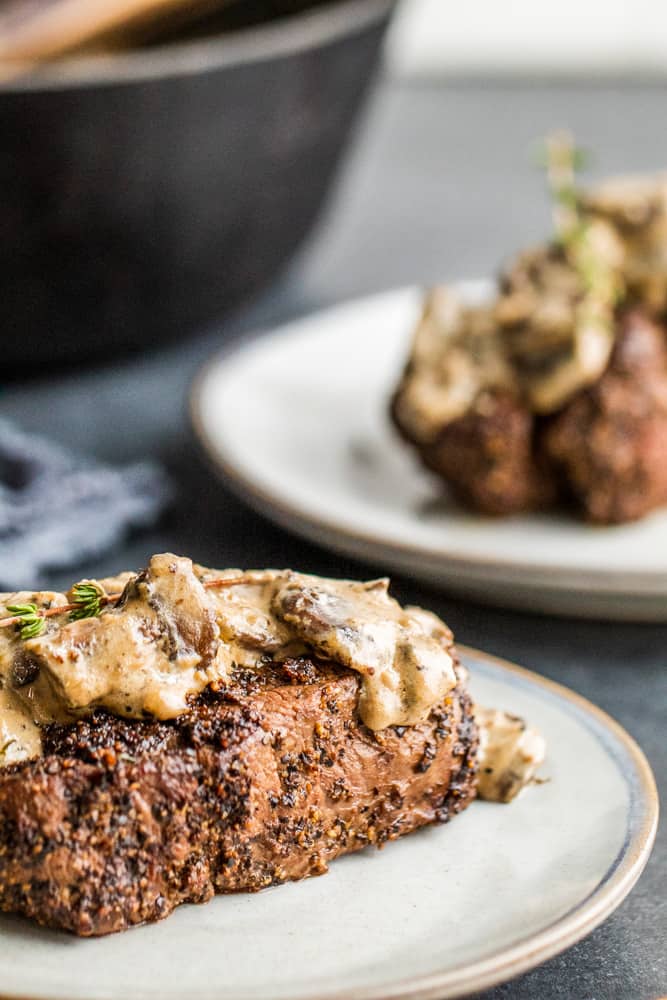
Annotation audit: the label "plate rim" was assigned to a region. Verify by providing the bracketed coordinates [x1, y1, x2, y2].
[0, 646, 657, 1000]
[188, 286, 667, 597]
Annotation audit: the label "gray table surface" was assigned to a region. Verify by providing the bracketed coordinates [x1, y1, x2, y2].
[3, 78, 666, 1000]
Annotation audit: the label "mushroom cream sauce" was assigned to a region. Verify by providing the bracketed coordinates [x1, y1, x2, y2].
[0, 554, 544, 802]
[394, 173, 667, 444]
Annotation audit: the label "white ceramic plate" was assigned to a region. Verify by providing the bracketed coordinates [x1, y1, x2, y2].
[191, 285, 667, 619]
[0, 647, 657, 1000]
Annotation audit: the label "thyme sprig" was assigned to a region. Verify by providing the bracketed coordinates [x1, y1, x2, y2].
[0, 572, 272, 641]
[537, 130, 589, 246]
[6, 603, 48, 640]
[538, 130, 624, 310]
[68, 582, 107, 621]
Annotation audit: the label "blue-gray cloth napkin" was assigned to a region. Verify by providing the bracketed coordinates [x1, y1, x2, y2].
[0, 419, 171, 589]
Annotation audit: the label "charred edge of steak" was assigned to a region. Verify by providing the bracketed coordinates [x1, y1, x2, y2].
[0, 658, 477, 937]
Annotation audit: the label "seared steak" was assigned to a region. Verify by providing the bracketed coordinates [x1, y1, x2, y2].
[392, 304, 667, 523]
[0, 657, 476, 936]
[392, 388, 557, 516]
[542, 308, 667, 522]
[0, 555, 479, 937]
[391, 165, 667, 524]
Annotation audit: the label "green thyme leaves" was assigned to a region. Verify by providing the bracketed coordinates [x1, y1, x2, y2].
[2, 582, 108, 643]
[69, 582, 107, 622]
[6, 603, 46, 640]
[0, 573, 256, 643]
[539, 130, 624, 310]
[539, 130, 588, 246]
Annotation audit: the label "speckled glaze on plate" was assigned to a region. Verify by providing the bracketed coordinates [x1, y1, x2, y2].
[0, 647, 657, 1000]
[190, 285, 667, 619]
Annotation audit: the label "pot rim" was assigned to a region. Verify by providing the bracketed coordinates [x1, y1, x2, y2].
[0, 0, 395, 94]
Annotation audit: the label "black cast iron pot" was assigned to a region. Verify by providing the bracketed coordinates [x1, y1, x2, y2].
[0, 0, 395, 368]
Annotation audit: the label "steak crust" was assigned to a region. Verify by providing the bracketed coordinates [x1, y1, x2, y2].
[392, 389, 557, 516]
[542, 308, 667, 522]
[0, 657, 477, 936]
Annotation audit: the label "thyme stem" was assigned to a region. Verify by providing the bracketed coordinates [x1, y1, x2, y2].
[202, 573, 273, 590]
[0, 573, 274, 638]
[539, 130, 623, 308]
[540, 130, 588, 245]
[0, 599, 120, 631]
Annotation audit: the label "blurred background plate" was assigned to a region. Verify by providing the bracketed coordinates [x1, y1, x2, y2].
[191, 283, 667, 621]
[0, 0, 395, 370]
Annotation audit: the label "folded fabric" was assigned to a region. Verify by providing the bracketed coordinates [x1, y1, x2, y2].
[0, 419, 172, 589]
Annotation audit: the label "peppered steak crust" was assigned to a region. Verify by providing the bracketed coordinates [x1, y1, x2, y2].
[542, 308, 667, 522]
[0, 656, 477, 936]
[392, 389, 558, 516]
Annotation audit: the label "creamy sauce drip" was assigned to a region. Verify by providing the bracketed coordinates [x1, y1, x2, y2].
[581, 173, 667, 312]
[393, 287, 516, 443]
[0, 555, 458, 764]
[476, 706, 546, 802]
[0, 590, 70, 764]
[272, 575, 457, 730]
[26, 554, 224, 722]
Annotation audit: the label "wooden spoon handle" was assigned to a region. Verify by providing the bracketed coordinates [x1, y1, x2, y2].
[0, 0, 233, 66]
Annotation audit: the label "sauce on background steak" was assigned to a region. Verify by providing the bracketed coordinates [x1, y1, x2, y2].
[0, 555, 544, 936]
[391, 163, 667, 523]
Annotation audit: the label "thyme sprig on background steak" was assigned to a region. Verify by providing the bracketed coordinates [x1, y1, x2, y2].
[0, 573, 272, 640]
[540, 130, 624, 306]
[539, 129, 589, 244]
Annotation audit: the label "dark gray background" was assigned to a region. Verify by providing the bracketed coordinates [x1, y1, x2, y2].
[3, 78, 665, 999]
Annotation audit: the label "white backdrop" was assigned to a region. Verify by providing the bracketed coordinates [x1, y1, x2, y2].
[388, 0, 667, 75]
